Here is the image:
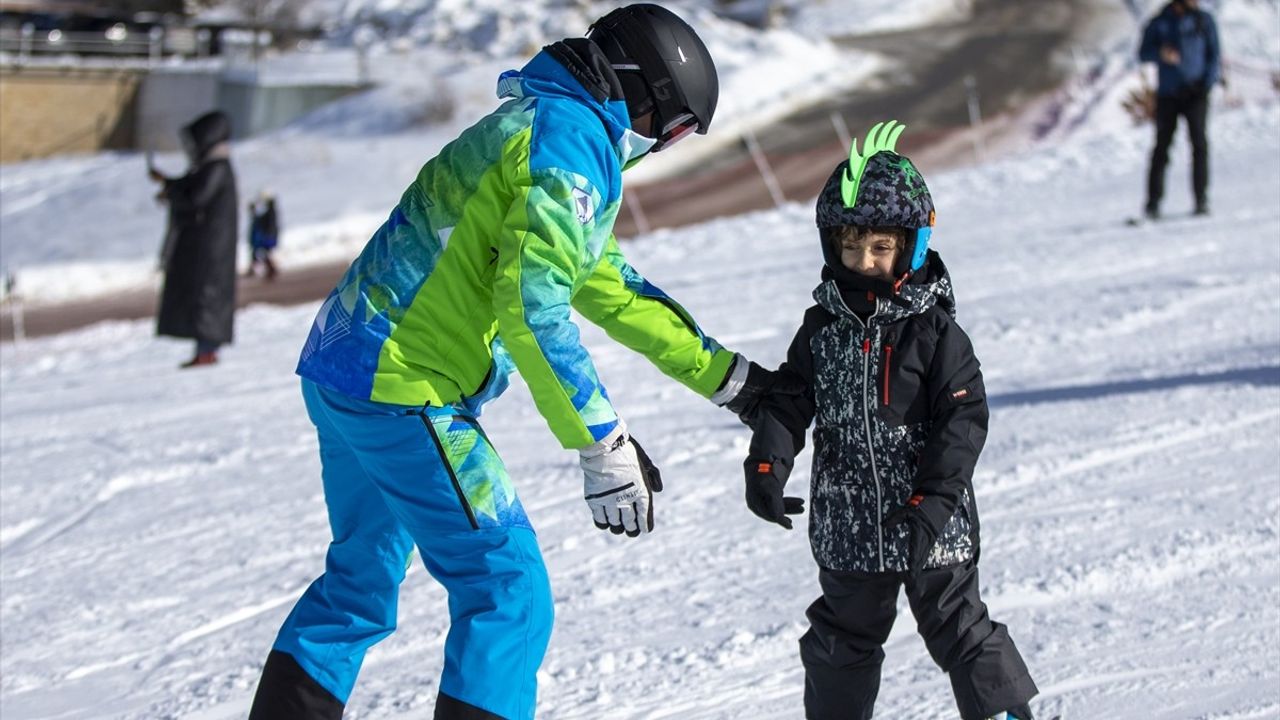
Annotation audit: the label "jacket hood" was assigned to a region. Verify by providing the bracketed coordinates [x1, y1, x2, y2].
[182, 111, 231, 161]
[497, 39, 655, 168]
[814, 249, 956, 324]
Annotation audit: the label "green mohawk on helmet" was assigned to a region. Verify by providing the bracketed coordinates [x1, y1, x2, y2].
[840, 119, 906, 208]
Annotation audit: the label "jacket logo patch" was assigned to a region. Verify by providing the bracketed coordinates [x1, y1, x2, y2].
[951, 387, 970, 401]
[572, 187, 594, 225]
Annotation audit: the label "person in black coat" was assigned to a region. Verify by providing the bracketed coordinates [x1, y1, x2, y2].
[152, 110, 238, 367]
[740, 122, 1038, 720]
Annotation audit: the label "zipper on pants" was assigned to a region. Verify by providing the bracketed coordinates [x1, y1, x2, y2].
[419, 413, 479, 530]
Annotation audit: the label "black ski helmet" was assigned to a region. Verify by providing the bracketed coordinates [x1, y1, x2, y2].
[588, 3, 718, 151]
[816, 120, 935, 280]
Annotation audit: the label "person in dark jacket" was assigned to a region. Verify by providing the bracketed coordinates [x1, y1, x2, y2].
[246, 190, 280, 280]
[740, 122, 1038, 720]
[151, 110, 238, 367]
[1139, 0, 1220, 218]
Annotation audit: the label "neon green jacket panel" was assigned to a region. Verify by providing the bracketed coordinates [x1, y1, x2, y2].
[572, 234, 736, 398]
[370, 106, 530, 406]
[493, 129, 622, 450]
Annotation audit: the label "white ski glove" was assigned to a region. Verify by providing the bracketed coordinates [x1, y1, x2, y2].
[578, 422, 663, 537]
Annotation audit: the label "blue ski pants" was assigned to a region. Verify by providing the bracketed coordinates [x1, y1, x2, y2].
[271, 379, 553, 719]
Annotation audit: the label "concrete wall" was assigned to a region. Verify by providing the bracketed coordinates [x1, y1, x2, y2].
[134, 67, 221, 152]
[0, 65, 140, 163]
[2, 63, 361, 162]
[219, 79, 359, 142]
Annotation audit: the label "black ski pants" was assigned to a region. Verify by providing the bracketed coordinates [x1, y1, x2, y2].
[249, 650, 504, 720]
[1146, 89, 1210, 210]
[799, 561, 1037, 720]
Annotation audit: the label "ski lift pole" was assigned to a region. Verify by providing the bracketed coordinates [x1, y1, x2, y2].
[964, 74, 986, 163]
[829, 110, 852, 149]
[11, 298, 25, 348]
[5, 273, 24, 349]
[743, 127, 786, 208]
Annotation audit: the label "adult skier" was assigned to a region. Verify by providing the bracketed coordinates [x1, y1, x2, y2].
[1140, 0, 1221, 218]
[247, 5, 784, 719]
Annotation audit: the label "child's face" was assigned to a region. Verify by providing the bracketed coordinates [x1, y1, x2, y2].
[838, 227, 905, 281]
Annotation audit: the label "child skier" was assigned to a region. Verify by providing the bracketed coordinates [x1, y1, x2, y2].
[246, 191, 279, 280]
[741, 121, 1040, 720]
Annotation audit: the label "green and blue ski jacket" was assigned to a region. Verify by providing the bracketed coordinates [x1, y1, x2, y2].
[297, 42, 736, 449]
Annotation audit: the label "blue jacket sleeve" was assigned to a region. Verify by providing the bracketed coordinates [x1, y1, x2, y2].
[1138, 17, 1162, 64]
[1204, 13, 1221, 87]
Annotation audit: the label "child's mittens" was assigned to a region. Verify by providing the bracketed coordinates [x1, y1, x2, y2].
[743, 457, 804, 529]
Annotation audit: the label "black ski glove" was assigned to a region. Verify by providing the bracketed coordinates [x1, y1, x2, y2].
[744, 457, 805, 529]
[721, 357, 806, 421]
[882, 493, 945, 575]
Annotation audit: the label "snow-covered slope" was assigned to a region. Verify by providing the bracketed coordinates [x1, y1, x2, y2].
[2, 96, 1278, 718]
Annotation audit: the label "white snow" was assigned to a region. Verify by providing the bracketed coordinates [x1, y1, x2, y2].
[3, 1, 1280, 717]
[785, 0, 975, 37]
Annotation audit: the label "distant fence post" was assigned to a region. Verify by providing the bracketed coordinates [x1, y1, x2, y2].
[743, 127, 786, 208]
[19, 22, 33, 64]
[963, 74, 985, 163]
[625, 189, 651, 236]
[149, 26, 164, 66]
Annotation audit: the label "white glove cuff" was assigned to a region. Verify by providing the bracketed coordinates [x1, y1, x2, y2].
[578, 420, 628, 459]
[710, 354, 750, 407]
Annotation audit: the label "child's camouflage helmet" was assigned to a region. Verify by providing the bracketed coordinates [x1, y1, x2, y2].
[816, 120, 936, 278]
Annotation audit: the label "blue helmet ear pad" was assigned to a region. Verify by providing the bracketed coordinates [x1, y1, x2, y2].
[893, 226, 932, 278]
[910, 226, 931, 272]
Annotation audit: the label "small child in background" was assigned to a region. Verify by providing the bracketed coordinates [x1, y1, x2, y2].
[741, 121, 1039, 720]
[246, 191, 280, 280]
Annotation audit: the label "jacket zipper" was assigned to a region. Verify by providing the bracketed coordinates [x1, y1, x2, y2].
[856, 318, 886, 572]
[882, 344, 893, 407]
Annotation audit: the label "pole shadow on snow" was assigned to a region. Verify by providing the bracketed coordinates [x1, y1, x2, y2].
[989, 364, 1280, 409]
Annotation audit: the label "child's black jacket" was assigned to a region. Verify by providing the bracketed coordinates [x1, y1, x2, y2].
[750, 250, 987, 574]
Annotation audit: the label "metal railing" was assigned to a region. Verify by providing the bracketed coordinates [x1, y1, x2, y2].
[0, 24, 210, 63]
